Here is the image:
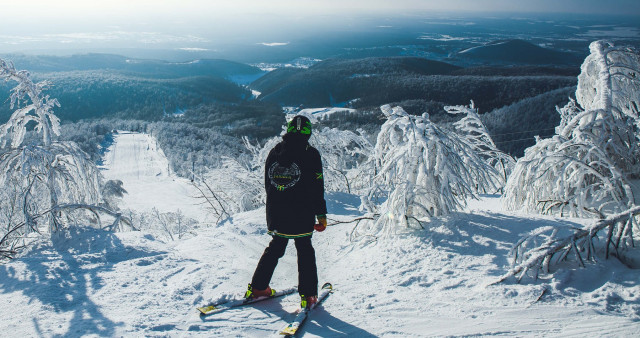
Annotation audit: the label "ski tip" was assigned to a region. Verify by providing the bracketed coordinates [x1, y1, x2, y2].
[280, 325, 298, 336]
[321, 282, 332, 290]
[197, 305, 216, 315]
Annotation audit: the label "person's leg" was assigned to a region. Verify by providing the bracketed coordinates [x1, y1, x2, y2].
[251, 236, 289, 290]
[294, 236, 318, 297]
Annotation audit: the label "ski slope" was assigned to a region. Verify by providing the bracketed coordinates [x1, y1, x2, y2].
[1, 132, 639, 337]
[99, 131, 211, 223]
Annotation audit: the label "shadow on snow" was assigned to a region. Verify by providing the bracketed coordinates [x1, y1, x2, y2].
[0, 226, 166, 337]
[427, 210, 583, 275]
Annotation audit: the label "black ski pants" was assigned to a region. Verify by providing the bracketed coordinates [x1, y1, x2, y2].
[251, 235, 318, 297]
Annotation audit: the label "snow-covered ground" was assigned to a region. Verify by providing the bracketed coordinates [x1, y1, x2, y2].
[285, 107, 357, 121]
[1, 132, 639, 337]
[99, 131, 213, 223]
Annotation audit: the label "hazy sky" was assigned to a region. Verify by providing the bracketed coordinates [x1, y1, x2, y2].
[0, 0, 638, 55]
[4, 0, 640, 16]
[3, 0, 639, 29]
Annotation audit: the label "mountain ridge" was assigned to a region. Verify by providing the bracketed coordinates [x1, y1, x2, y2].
[457, 39, 584, 65]
[0, 53, 264, 80]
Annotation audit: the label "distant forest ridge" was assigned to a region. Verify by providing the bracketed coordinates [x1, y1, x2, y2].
[252, 56, 577, 115]
[0, 47, 578, 125]
[0, 71, 252, 122]
[457, 39, 585, 66]
[1, 53, 264, 79]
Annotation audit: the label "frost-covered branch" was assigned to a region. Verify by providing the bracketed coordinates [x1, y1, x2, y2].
[53, 204, 134, 232]
[446, 101, 515, 191]
[495, 205, 640, 284]
[191, 178, 232, 225]
[310, 127, 373, 194]
[0, 58, 61, 148]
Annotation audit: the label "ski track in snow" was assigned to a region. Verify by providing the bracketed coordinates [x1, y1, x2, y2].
[1, 131, 639, 337]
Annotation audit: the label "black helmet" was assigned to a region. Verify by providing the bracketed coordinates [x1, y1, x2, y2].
[286, 115, 312, 136]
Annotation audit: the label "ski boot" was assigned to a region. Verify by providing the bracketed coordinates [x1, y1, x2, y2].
[244, 283, 275, 299]
[300, 294, 318, 309]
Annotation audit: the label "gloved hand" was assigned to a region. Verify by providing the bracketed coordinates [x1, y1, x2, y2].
[314, 215, 327, 232]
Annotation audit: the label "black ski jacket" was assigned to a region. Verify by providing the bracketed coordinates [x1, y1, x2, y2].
[265, 133, 327, 236]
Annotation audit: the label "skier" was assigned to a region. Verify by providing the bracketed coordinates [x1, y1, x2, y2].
[244, 115, 328, 309]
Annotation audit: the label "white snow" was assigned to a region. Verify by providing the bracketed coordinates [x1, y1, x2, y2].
[258, 42, 290, 47]
[99, 131, 212, 223]
[251, 57, 323, 72]
[296, 107, 357, 120]
[1, 132, 639, 337]
[418, 34, 467, 41]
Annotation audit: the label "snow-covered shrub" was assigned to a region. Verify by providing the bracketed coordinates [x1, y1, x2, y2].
[0, 58, 129, 260]
[446, 101, 515, 192]
[504, 134, 633, 217]
[503, 41, 639, 218]
[122, 208, 197, 241]
[0, 59, 61, 148]
[360, 105, 502, 237]
[310, 127, 373, 194]
[150, 208, 197, 241]
[498, 41, 640, 282]
[102, 179, 127, 210]
[496, 205, 640, 283]
[195, 156, 265, 220]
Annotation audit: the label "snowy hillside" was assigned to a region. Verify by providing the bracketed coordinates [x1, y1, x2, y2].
[1, 132, 639, 337]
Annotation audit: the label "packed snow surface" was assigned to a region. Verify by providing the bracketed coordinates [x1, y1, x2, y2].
[1, 132, 639, 337]
[99, 131, 212, 223]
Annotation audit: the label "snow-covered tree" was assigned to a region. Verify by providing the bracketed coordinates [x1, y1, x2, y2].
[503, 41, 639, 218]
[0, 58, 130, 260]
[310, 127, 373, 194]
[194, 156, 265, 221]
[568, 40, 640, 175]
[359, 105, 502, 237]
[576, 41, 640, 128]
[499, 41, 640, 282]
[0, 59, 61, 148]
[503, 134, 633, 217]
[446, 101, 515, 192]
